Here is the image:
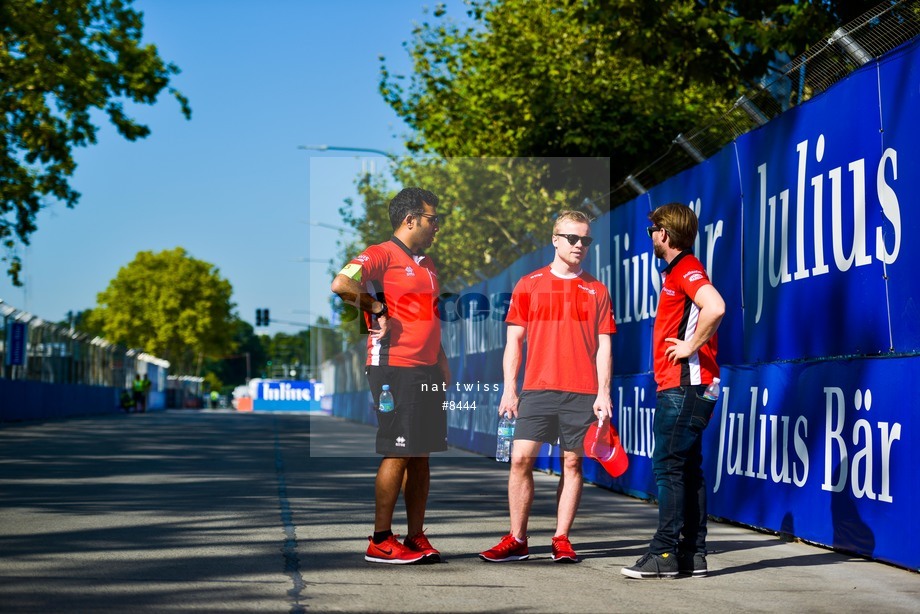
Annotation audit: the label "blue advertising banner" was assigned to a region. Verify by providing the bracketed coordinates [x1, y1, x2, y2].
[252, 380, 321, 411]
[735, 62, 895, 363]
[645, 147, 745, 366]
[876, 39, 920, 352]
[5, 321, 26, 366]
[595, 200, 654, 375]
[705, 358, 917, 570]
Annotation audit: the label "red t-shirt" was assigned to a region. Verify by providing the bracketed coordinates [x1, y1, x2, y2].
[348, 239, 441, 367]
[505, 266, 616, 394]
[653, 251, 719, 391]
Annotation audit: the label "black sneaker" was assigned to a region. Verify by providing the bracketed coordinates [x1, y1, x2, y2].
[678, 551, 708, 577]
[621, 552, 679, 579]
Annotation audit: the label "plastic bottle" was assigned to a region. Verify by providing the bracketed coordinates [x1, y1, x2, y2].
[379, 385, 395, 413]
[702, 377, 721, 401]
[495, 412, 515, 462]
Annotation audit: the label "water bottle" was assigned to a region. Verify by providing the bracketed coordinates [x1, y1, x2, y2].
[702, 377, 721, 401]
[379, 385, 395, 413]
[495, 412, 515, 462]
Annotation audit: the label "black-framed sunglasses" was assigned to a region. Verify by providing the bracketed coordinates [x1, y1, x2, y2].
[646, 225, 666, 238]
[554, 233, 594, 247]
[418, 213, 441, 224]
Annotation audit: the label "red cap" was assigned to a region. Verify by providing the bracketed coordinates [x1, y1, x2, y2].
[584, 420, 629, 478]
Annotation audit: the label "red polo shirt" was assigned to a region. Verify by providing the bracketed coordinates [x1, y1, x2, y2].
[653, 251, 719, 391]
[348, 238, 441, 367]
[505, 266, 616, 395]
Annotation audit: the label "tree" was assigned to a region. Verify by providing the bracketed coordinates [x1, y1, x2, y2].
[379, 0, 879, 177]
[202, 317, 266, 387]
[334, 156, 597, 319]
[0, 0, 191, 284]
[88, 248, 235, 374]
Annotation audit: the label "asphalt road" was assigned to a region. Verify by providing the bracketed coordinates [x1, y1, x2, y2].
[1, 410, 917, 612]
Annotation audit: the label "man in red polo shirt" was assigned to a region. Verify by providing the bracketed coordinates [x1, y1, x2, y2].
[622, 202, 725, 579]
[480, 210, 616, 564]
[331, 187, 450, 565]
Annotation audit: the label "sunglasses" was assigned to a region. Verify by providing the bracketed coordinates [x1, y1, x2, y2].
[646, 225, 667, 238]
[554, 233, 594, 247]
[418, 213, 441, 224]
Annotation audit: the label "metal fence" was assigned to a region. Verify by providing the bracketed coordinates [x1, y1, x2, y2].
[0, 298, 169, 389]
[609, 0, 920, 207]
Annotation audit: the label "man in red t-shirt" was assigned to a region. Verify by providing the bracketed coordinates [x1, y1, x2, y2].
[622, 202, 725, 580]
[331, 187, 450, 565]
[480, 211, 616, 564]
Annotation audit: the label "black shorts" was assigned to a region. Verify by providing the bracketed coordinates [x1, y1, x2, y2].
[366, 365, 448, 456]
[514, 390, 595, 452]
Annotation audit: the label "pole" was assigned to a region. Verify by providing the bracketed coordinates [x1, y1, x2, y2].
[298, 144, 391, 157]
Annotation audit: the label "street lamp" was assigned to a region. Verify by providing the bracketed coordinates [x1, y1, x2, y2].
[299, 220, 357, 234]
[298, 144, 392, 157]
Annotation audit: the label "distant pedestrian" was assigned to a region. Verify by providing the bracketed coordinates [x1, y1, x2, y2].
[132, 374, 145, 413]
[142, 374, 151, 412]
[331, 187, 449, 565]
[621, 203, 725, 579]
[480, 211, 616, 564]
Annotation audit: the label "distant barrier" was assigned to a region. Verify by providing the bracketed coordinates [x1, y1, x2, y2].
[0, 299, 170, 421]
[324, 35, 920, 570]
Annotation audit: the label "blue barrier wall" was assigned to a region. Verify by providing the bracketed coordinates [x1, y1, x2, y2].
[0, 379, 121, 422]
[328, 37, 920, 570]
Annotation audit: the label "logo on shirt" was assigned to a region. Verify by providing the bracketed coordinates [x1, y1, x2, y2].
[529, 273, 544, 279]
[405, 266, 415, 277]
[662, 286, 676, 297]
[356, 255, 369, 263]
[688, 273, 704, 283]
[395, 436, 406, 447]
[578, 284, 597, 295]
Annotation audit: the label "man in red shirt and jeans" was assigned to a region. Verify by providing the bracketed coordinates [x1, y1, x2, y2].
[622, 202, 725, 579]
[480, 210, 616, 564]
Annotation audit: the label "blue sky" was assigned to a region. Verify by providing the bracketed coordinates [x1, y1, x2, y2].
[0, 0, 462, 336]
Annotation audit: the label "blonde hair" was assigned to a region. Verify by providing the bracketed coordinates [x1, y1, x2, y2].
[553, 210, 592, 235]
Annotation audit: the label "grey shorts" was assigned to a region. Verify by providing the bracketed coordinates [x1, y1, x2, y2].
[514, 390, 595, 452]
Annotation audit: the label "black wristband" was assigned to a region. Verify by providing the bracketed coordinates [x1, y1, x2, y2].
[373, 302, 388, 318]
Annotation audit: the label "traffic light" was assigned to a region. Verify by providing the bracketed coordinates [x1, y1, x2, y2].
[255, 308, 270, 327]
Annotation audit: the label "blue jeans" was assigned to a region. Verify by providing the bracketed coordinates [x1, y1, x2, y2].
[649, 385, 714, 555]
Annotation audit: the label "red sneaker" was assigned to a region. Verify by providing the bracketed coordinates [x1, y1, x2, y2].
[404, 530, 441, 563]
[551, 534, 578, 563]
[365, 535, 427, 564]
[479, 533, 529, 562]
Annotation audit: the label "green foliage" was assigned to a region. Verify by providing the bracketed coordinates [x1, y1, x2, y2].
[263, 330, 309, 371]
[202, 317, 266, 387]
[63, 308, 104, 337]
[333, 156, 597, 333]
[344, 0, 877, 350]
[379, 0, 874, 176]
[258, 321, 342, 377]
[89, 247, 235, 374]
[0, 0, 191, 284]
[203, 371, 222, 394]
